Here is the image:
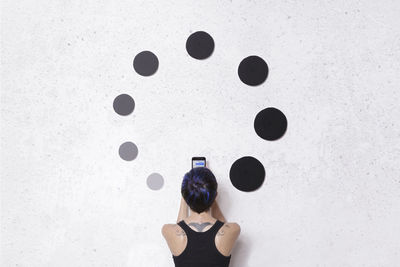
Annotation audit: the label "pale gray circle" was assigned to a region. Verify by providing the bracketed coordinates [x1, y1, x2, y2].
[119, 142, 138, 161]
[147, 173, 164, 190]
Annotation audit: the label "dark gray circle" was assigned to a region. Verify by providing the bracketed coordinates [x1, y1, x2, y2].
[238, 55, 269, 86]
[229, 156, 265, 192]
[119, 142, 138, 161]
[254, 107, 287, 141]
[147, 173, 164, 190]
[186, 31, 214, 59]
[133, 50, 159, 76]
[113, 94, 135, 116]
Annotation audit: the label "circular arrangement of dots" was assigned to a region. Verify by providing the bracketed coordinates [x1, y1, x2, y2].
[238, 55, 269, 86]
[229, 156, 265, 192]
[119, 141, 138, 161]
[112, 30, 288, 192]
[186, 31, 215, 60]
[113, 94, 135, 116]
[133, 50, 159, 76]
[147, 173, 165, 190]
[254, 107, 287, 141]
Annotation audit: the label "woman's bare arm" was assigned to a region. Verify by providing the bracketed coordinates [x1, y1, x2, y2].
[176, 196, 189, 223]
[211, 200, 226, 222]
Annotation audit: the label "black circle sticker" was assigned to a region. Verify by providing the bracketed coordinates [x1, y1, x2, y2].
[238, 55, 269, 86]
[186, 31, 215, 59]
[229, 156, 265, 192]
[254, 107, 287, 141]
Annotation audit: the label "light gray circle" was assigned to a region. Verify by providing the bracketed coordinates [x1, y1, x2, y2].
[119, 142, 138, 161]
[147, 173, 164, 190]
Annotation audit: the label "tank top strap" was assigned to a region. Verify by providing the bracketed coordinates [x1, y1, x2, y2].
[177, 220, 193, 236]
[208, 219, 224, 236]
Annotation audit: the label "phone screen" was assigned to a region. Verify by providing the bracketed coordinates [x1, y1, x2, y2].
[192, 157, 206, 168]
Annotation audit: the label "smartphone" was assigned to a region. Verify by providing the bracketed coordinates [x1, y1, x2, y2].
[192, 157, 206, 169]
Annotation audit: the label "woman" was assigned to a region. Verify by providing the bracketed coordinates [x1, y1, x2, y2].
[161, 167, 241, 267]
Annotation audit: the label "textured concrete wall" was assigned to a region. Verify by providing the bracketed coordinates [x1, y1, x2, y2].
[2, 0, 400, 266]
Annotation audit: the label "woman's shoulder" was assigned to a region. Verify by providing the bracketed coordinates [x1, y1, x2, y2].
[161, 223, 185, 238]
[221, 221, 240, 228]
[215, 221, 241, 256]
[219, 221, 241, 235]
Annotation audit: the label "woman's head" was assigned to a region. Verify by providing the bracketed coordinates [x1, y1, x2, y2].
[181, 167, 218, 214]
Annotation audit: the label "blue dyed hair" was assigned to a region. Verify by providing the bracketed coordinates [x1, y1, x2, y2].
[181, 167, 218, 214]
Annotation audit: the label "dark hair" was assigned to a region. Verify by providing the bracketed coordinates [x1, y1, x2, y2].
[181, 167, 218, 214]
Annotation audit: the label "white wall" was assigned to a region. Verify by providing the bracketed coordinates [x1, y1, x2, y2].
[2, 0, 400, 266]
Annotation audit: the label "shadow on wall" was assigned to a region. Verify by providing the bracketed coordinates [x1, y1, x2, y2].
[230, 234, 251, 267]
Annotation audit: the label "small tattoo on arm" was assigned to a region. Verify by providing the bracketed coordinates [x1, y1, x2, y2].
[217, 224, 229, 236]
[175, 228, 186, 236]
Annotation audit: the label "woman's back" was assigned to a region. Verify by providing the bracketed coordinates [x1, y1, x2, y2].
[162, 167, 240, 266]
[163, 217, 240, 267]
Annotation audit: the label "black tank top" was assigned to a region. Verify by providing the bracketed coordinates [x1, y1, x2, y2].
[173, 219, 231, 267]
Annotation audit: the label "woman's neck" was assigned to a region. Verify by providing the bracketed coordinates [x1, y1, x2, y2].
[187, 209, 215, 222]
